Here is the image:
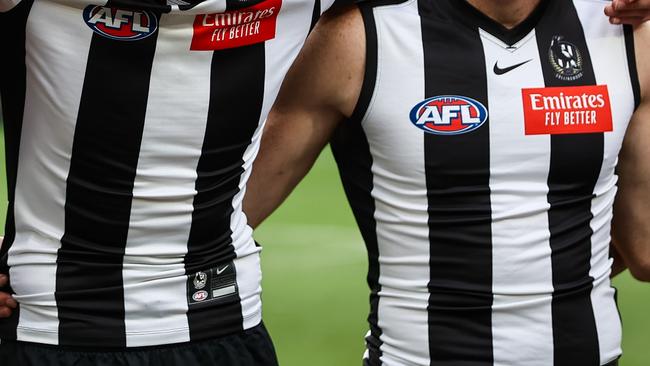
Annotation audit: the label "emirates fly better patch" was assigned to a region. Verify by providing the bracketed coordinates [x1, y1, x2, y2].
[191, 0, 282, 51]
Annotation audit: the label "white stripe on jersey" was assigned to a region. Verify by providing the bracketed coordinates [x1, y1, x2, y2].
[230, 108, 264, 332]
[480, 29, 555, 366]
[368, 2, 430, 365]
[122, 13, 213, 347]
[574, 1, 632, 362]
[8, 0, 94, 344]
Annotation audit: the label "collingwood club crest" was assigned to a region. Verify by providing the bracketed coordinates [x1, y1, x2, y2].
[193, 271, 207, 289]
[548, 35, 583, 81]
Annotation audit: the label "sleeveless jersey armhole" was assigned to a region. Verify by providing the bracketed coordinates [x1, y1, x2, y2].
[623, 25, 641, 110]
[347, 2, 379, 125]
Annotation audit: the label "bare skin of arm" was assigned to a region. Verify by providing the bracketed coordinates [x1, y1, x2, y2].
[610, 245, 627, 277]
[0, 275, 16, 317]
[606, 0, 650, 25]
[244, 5, 365, 228]
[0, 237, 18, 317]
[611, 22, 650, 281]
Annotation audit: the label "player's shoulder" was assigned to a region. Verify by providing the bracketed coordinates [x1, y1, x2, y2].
[635, 22, 650, 48]
[320, 2, 359, 22]
[317, 0, 412, 31]
[353, 0, 415, 14]
[290, 2, 365, 117]
[313, 3, 363, 48]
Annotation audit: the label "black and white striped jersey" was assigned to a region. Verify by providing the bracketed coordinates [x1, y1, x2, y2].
[0, 0, 335, 347]
[331, 0, 639, 365]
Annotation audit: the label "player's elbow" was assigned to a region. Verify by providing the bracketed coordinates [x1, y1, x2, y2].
[627, 256, 650, 282]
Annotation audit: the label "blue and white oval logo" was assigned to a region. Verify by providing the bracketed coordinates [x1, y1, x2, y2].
[409, 95, 488, 135]
[83, 6, 158, 41]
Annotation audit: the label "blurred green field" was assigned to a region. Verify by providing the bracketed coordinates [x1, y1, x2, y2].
[0, 128, 647, 365]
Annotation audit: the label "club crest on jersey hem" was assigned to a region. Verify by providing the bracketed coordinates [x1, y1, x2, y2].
[187, 262, 239, 306]
[82, 6, 159, 41]
[409, 95, 489, 136]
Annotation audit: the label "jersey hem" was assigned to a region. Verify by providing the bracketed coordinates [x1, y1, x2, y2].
[12, 311, 262, 348]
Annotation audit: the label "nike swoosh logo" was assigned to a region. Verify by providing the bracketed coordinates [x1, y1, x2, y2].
[216, 265, 229, 275]
[493, 59, 532, 75]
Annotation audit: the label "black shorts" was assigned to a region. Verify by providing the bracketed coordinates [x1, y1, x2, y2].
[0, 323, 278, 366]
[364, 358, 619, 366]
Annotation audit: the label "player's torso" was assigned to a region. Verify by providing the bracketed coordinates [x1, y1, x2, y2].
[331, 0, 638, 365]
[0, 0, 327, 347]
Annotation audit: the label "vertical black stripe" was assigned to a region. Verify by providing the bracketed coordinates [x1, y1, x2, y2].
[332, 3, 382, 364]
[0, 0, 33, 341]
[331, 123, 381, 366]
[56, 5, 160, 347]
[418, 1, 493, 364]
[310, 0, 321, 32]
[185, 43, 265, 340]
[623, 25, 641, 110]
[535, 1, 601, 364]
[419, 1, 493, 365]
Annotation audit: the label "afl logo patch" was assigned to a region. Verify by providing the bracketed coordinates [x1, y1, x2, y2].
[83, 6, 158, 41]
[549, 35, 583, 81]
[409, 95, 488, 135]
[192, 290, 208, 302]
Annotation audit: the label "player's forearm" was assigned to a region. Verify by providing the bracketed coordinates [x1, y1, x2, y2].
[609, 243, 628, 277]
[244, 110, 332, 228]
[244, 152, 313, 230]
[612, 24, 650, 281]
[612, 100, 650, 281]
[244, 161, 298, 230]
[612, 197, 650, 281]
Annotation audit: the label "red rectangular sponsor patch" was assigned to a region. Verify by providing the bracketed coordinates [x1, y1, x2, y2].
[522, 85, 613, 135]
[191, 0, 281, 51]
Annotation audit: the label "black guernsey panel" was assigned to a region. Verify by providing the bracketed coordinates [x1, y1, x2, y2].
[56, 2, 160, 347]
[623, 25, 640, 110]
[0, 0, 34, 341]
[418, 1, 494, 364]
[184, 43, 265, 340]
[535, 1, 602, 364]
[310, 0, 320, 31]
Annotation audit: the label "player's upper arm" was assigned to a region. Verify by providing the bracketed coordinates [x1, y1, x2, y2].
[612, 22, 650, 281]
[265, 4, 365, 161]
[244, 5, 365, 228]
[273, 5, 365, 124]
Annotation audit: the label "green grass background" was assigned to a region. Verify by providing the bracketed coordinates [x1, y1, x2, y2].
[0, 128, 647, 365]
